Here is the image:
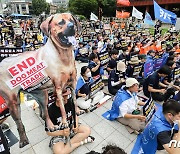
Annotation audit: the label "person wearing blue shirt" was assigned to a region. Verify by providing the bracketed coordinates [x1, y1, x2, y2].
[103, 78, 146, 134]
[132, 99, 180, 154]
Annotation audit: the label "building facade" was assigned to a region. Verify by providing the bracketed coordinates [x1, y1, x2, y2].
[52, 0, 69, 8]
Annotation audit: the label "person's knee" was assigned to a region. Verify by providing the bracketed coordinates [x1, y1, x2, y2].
[79, 125, 91, 136]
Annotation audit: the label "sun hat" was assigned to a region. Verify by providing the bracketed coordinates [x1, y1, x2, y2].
[117, 61, 126, 72]
[129, 56, 141, 65]
[126, 78, 139, 87]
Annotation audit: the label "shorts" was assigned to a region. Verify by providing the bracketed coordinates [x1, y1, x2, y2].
[49, 130, 76, 149]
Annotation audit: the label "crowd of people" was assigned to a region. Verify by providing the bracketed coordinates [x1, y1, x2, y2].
[0, 14, 180, 154]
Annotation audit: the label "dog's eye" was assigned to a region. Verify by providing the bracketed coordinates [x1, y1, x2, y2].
[58, 19, 66, 25]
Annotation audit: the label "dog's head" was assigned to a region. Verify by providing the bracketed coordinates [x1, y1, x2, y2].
[40, 13, 81, 47]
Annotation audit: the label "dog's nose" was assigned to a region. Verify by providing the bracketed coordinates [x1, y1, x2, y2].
[67, 22, 74, 29]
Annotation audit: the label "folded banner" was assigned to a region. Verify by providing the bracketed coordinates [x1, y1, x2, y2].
[117, 0, 130, 6]
[116, 10, 130, 19]
[153, 0, 177, 25]
[90, 12, 98, 21]
[132, 7, 143, 20]
[144, 12, 155, 26]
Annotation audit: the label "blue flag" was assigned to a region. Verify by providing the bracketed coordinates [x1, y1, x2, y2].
[154, 1, 177, 25]
[144, 12, 155, 26]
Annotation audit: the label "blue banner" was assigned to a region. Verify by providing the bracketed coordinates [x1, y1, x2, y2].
[154, 1, 177, 25]
[144, 59, 154, 78]
[144, 12, 155, 26]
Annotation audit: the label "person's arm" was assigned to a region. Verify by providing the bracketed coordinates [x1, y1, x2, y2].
[77, 90, 86, 98]
[162, 121, 180, 154]
[159, 82, 168, 88]
[124, 114, 146, 121]
[46, 127, 70, 137]
[148, 85, 166, 94]
[111, 81, 121, 87]
[138, 101, 146, 106]
[91, 61, 100, 72]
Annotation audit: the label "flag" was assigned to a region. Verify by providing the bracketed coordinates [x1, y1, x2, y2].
[117, 0, 130, 6]
[144, 12, 155, 26]
[90, 12, 98, 21]
[132, 7, 143, 20]
[116, 10, 130, 19]
[153, 0, 177, 25]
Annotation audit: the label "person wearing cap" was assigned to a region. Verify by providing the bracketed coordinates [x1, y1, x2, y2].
[126, 56, 141, 78]
[108, 61, 126, 95]
[143, 65, 175, 102]
[103, 78, 146, 134]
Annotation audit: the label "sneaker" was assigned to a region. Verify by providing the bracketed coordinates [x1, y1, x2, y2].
[1, 122, 10, 130]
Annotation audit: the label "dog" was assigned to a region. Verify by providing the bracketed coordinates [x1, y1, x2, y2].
[0, 13, 80, 148]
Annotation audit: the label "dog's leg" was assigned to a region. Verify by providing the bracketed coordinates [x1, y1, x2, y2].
[56, 87, 68, 129]
[8, 94, 29, 148]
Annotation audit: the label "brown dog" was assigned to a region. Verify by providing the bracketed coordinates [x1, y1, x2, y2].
[0, 13, 80, 148]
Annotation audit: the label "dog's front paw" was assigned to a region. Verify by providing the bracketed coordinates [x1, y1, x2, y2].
[19, 139, 29, 148]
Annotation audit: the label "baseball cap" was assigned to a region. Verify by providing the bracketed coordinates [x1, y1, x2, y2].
[126, 78, 139, 87]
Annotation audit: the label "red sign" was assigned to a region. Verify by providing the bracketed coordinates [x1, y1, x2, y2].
[6, 57, 47, 90]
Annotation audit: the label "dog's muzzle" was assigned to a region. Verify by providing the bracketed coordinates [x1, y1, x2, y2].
[58, 22, 75, 47]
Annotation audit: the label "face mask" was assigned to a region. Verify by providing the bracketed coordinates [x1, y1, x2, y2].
[86, 72, 92, 78]
[173, 120, 179, 126]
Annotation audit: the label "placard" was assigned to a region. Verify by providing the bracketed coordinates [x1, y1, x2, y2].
[1, 27, 9, 33]
[174, 67, 180, 79]
[4, 129, 19, 147]
[79, 47, 88, 55]
[133, 64, 143, 76]
[13, 28, 22, 35]
[83, 36, 89, 42]
[154, 56, 164, 70]
[98, 50, 110, 66]
[0, 127, 10, 154]
[89, 77, 104, 97]
[144, 60, 154, 78]
[0, 47, 23, 62]
[143, 97, 156, 122]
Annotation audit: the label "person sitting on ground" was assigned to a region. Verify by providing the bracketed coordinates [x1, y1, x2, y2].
[103, 78, 146, 134]
[106, 49, 119, 73]
[88, 53, 104, 79]
[46, 89, 95, 154]
[126, 56, 141, 78]
[108, 61, 126, 95]
[143, 65, 175, 102]
[74, 42, 89, 63]
[75, 66, 94, 111]
[132, 99, 180, 154]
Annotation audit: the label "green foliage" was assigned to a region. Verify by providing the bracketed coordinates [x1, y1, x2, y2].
[69, 0, 98, 18]
[76, 15, 86, 21]
[32, 0, 49, 16]
[69, 0, 116, 19]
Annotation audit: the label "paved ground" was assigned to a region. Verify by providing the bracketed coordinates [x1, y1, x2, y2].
[5, 62, 165, 154]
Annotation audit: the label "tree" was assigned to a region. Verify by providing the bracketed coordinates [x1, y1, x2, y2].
[57, 6, 69, 13]
[69, 0, 98, 18]
[32, 0, 49, 16]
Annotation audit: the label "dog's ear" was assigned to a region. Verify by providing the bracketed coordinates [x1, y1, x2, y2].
[71, 15, 82, 35]
[40, 15, 54, 37]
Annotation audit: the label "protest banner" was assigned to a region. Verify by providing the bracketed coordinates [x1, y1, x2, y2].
[133, 64, 143, 76]
[89, 77, 104, 97]
[6, 57, 48, 90]
[154, 56, 164, 70]
[13, 28, 22, 35]
[144, 59, 154, 78]
[143, 97, 156, 122]
[0, 96, 10, 120]
[0, 47, 23, 62]
[98, 50, 110, 67]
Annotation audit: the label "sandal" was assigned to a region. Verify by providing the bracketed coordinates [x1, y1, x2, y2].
[80, 136, 95, 145]
[76, 110, 85, 116]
